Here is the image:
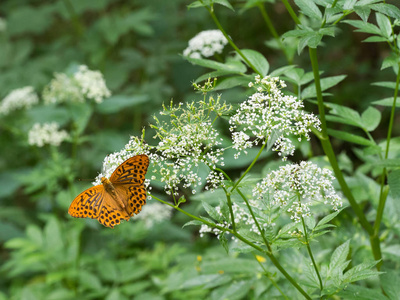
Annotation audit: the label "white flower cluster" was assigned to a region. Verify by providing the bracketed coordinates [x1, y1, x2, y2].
[229, 75, 321, 160]
[199, 203, 265, 239]
[28, 122, 69, 147]
[0, 86, 39, 115]
[253, 161, 342, 223]
[183, 30, 228, 59]
[135, 202, 173, 228]
[94, 136, 151, 185]
[151, 99, 230, 195]
[43, 65, 111, 105]
[74, 65, 111, 103]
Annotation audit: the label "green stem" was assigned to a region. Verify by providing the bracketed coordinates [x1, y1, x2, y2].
[237, 188, 272, 251]
[281, 0, 300, 25]
[253, 254, 290, 300]
[301, 216, 323, 291]
[308, 47, 373, 231]
[308, 47, 382, 264]
[206, 5, 262, 75]
[257, 3, 291, 64]
[151, 194, 312, 299]
[231, 141, 267, 192]
[223, 186, 236, 232]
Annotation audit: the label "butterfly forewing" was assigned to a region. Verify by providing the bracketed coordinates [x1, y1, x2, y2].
[110, 154, 149, 185]
[68, 186, 105, 219]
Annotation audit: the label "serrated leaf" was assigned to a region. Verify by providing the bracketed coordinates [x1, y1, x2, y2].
[354, 6, 371, 22]
[294, 0, 322, 19]
[219, 232, 229, 253]
[202, 201, 222, 222]
[371, 81, 397, 89]
[315, 209, 342, 229]
[362, 36, 388, 43]
[381, 53, 400, 70]
[370, 3, 400, 20]
[329, 240, 350, 275]
[381, 271, 400, 300]
[182, 220, 204, 228]
[375, 13, 391, 39]
[343, 261, 381, 283]
[343, 20, 381, 35]
[388, 169, 400, 200]
[372, 97, 400, 107]
[213, 0, 234, 11]
[328, 129, 375, 146]
[240, 49, 269, 76]
[269, 65, 296, 77]
[302, 75, 347, 99]
[214, 76, 250, 91]
[325, 115, 361, 128]
[361, 106, 381, 131]
[184, 57, 246, 73]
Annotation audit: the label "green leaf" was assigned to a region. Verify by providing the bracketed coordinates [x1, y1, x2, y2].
[219, 232, 229, 253]
[371, 81, 397, 89]
[373, 159, 400, 168]
[329, 240, 350, 275]
[302, 75, 347, 99]
[370, 3, 400, 20]
[343, 261, 381, 283]
[325, 115, 362, 128]
[213, 0, 234, 11]
[362, 36, 388, 43]
[354, 5, 371, 22]
[182, 220, 204, 228]
[381, 53, 400, 70]
[240, 49, 269, 76]
[375, 13, 391, 39]
[372, 97, 400, 107]
[181, 274, 231, 289]
[184, 57, 246, 73]
[214, 76, 251, 91]
[202, 201, 222, 222]
[120, 281, 152, 296]
[361, 106, 381, 131]
[79, 270, 102, 290]
[315, 209, 342, 230]
[294, 0, 322, 19]
[343, 20, 381, 35]
[96, 95, 149, 114]
[388, 169, 400, 200]
[381, 271, 400, 300]
[328, 129, 375, 146]
[338, 284, 389, 300]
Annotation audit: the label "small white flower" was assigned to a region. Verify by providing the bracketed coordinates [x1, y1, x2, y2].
[28, 122, 69, 147]
[43, 65, 111, 105]
[0, 86, 39, 115]
[74, 65, 111, 104]
[183, 30, 228, 59]
[229, 76, 321, 160]
[253, 161, 342, 223]
[135, 202, 173, 228]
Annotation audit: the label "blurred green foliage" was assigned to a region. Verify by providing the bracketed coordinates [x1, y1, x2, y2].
[1, 0, 400, 299]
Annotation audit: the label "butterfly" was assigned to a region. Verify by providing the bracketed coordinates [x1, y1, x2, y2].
[69, 154, 149, 228]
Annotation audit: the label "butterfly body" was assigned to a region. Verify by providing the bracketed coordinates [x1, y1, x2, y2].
[69, 155, 149, 228]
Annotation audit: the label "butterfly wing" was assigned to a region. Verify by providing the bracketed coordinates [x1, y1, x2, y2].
[69, 185, 130, 228]
[110, 154, 149, 184]
[114, 183, 147, 217]
[68, 185, 105, 219]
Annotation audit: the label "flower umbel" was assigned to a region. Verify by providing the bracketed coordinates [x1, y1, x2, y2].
[0, 86, 39, 115]
[43, 65, 111, 105]
[28, 122, 70, 147]
[253, 161, 342, 223]
[183, 30, 228, 59]
[230, 75, 321, 160]
[135, 202, 173, 228]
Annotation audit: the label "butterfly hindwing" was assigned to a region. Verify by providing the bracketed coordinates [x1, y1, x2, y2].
[68, 185, 105, 219]
[114, 183, 147, 217]
[97, 204, 130, 228]
[110, 154, 149, 185]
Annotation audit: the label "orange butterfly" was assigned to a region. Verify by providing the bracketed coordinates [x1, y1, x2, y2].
[69, 154, 149, 228]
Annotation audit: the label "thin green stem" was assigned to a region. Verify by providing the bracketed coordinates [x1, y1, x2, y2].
[257, 3, 291, 64]
[308, 47, 373, 232]
[151, 194, 312, 299]
[373, 63, 400, 268]
[231, 142, 267, 192]
[281, 0, 300, 25]
[309, 47, 382, 265]
[253, 254, 290, 300]
[223, 186, 236, 232]
[237, 188, 272, 251]
[301, 216, 323, 291]
[206, 5, 262, 75]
